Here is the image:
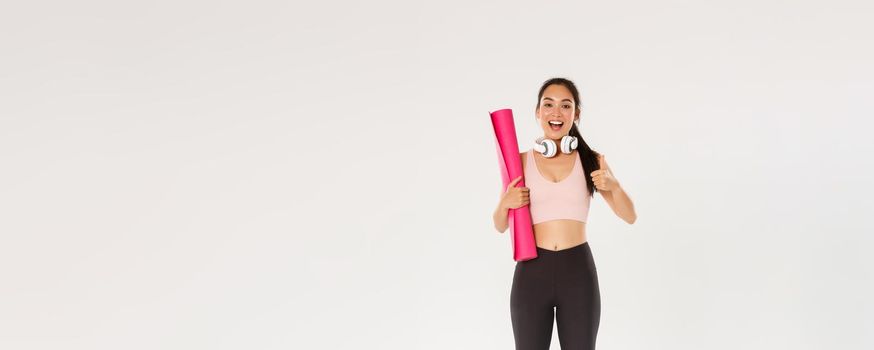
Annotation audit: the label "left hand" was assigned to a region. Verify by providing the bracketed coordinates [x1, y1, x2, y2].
[590, 154, 619, 192]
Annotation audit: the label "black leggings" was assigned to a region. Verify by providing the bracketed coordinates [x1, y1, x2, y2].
[510, 241, 601, 350]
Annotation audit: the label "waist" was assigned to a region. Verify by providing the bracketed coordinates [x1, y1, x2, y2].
[533, 220, 587, 251]
[535, 240, 590, 255]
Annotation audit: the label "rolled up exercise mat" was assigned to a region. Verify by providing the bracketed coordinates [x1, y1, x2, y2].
[490, 108, 537, 262]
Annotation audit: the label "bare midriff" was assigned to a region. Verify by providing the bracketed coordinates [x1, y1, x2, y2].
[534, 219, 587, 251]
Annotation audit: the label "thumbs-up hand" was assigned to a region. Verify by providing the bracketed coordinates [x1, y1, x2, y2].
[590, 154, 618, 192]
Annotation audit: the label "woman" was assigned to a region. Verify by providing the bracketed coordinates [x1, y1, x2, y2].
[492, 77, 637, 350]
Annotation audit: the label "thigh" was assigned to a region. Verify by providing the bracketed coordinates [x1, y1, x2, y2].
[554, 246, 601, 349]
[510, 261, 555, 350]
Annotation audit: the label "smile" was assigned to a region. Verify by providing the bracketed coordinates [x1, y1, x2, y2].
[548, 120, 563, 130]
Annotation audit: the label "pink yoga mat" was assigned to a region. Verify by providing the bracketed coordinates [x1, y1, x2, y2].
[490, 109, 537, 262]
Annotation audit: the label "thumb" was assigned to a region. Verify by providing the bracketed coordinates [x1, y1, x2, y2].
[598, 154, 607, 169]
[507, 175, 523, 189]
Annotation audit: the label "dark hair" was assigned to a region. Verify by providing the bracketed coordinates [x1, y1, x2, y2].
[536, 77, 601, 197]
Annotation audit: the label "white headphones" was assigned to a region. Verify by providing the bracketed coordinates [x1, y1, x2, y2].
[534, 135, 578, 158]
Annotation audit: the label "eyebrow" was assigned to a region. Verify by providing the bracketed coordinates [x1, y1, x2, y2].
[542, 97, 573, 103]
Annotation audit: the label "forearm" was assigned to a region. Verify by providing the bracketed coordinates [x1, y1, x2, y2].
[493, 203, 509, 233]
[606, 183, 637, 224]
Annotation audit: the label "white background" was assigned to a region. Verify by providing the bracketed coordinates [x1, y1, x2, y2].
[1, 1, 872, 349]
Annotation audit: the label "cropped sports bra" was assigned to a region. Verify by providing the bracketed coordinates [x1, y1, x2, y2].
[523, 148, 591, 225]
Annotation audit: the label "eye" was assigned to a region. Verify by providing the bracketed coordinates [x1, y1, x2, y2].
[543, 103, 553, 108]
[562, 104, 571, 109]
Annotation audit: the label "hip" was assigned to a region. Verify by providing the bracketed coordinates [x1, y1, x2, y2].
[514, 241, 598, 280]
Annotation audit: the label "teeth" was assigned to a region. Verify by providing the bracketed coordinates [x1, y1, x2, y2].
[549, 121, 563, 125]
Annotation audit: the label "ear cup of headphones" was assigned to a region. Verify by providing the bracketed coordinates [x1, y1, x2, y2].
[560, 135, 579, 154]
[533, 137, 558, 158]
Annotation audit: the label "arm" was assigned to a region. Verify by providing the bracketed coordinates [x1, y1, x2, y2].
[494, 152, 526, 233]
[599, 182, 637, 224]
[493, 202, 509, 233]
[595, 154, 637, 224]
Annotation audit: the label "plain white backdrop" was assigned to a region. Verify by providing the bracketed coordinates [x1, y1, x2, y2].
[1, 1, 872, 349]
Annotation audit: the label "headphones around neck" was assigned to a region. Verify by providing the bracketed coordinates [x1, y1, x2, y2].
[534, 135, 578, 158]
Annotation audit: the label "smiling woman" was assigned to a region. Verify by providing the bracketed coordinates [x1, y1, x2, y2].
[493, 77, 637, 350]
[534, 80, 602, 200]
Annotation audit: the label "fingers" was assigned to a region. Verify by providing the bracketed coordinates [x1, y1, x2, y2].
[593, 177, 610, 190]
[508, 188, 530, 197]
[517, 189, 529, 208]
[510, 197, 530, 209]
[591, 169, 609, 177]
[591, 170, 610, 180]
[509, 186, 529, 195]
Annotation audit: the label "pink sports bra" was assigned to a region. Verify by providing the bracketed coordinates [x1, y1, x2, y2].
[523, 149, 591, 225]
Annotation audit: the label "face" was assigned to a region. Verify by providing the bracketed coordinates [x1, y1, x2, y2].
[536, 84, 579, 139]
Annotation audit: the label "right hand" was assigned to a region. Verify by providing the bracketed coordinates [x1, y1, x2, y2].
[500, 176, 530, 210]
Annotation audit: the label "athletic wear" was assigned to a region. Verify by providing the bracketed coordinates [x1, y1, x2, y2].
[524, 149, 591, 225]
[510, 242, 601, 350]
